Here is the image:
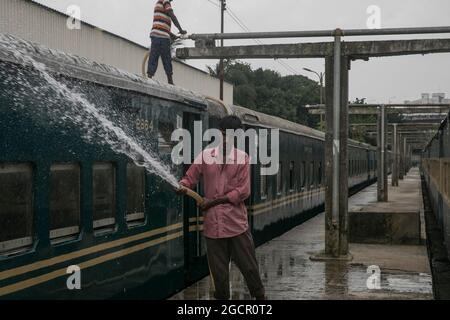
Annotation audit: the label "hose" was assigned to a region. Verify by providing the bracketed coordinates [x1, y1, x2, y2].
[178, 186, 205, 206]
[142, 51, 150, 78]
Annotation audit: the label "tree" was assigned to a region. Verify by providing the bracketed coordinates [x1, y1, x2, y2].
[207, 60, 321, 128]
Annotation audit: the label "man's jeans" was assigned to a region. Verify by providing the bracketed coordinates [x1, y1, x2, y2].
[147, 36, 173, 76]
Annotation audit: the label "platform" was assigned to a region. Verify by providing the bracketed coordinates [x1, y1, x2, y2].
[169, 168, 432, 300]
[349, 168, 425, 244]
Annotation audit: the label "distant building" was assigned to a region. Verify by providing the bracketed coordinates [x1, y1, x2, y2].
[0, 0, 234, 103]
[404, 93, 450, 104]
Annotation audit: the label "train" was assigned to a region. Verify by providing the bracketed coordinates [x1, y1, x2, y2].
[0, 34, 380, 299]
[422, 111, 450, 261]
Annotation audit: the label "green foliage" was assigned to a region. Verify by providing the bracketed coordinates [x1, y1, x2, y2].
[208, 60, 321, 128]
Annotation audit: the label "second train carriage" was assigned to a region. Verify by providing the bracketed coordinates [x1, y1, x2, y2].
[0, 34, 378, 299]
[422, 111, 450, 260]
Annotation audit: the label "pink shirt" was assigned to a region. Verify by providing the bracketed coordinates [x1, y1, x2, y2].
[179, 147, 251, 239]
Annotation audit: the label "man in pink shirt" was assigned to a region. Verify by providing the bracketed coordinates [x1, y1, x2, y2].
[176, 116, 266, 300]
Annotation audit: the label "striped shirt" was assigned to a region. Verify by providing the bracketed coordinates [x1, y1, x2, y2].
[151, 0, 173, 39]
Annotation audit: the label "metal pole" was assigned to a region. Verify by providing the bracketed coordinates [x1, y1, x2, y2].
[189, 26, 450, 41]
[219, 0, 226, 100]
[404, 137, 407, 176]
[332, 32, 341, 235]
[381, 105, 387, 201]
[392, 123, 399, 186]
[399, 135, 404, 180]
[320, 73, 324, 105]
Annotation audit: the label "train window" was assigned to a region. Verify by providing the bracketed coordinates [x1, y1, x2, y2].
[50, 164, 80, 243]
[126, 163, 146, 226]
[93, 163, 116, 233]
[260, 165, 268, 200]
[0, 164, 34, 255]
[318, 162, 322, 186]
[277, 162, 283, 194]
[158, 120, 175, 155]
[289, 161, 295, 192]
[300, 162, 306, 190]
[309, 162, 315, 188]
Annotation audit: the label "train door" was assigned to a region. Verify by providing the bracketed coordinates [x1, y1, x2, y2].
[182, 112, 208, 284]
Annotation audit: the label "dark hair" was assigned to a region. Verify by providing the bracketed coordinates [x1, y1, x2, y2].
[218, 115, 243, 131]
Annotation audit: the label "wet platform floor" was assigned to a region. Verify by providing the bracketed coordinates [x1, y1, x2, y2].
[169, 168, 433, 300]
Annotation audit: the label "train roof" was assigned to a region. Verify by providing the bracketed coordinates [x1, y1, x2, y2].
[231, 104, 376, 150]
[0, 33, 375, 151]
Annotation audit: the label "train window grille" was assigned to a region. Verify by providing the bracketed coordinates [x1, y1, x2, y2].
[93, 163, 116, 234]
[309, 162, 315, 189]
[289, 161, 295, 192]
[318, 162, 322, 186]
[49, 164, 81, 244]
[350, 160, 354, 176]
[126, 163, 146, 226]
[276, 162, 283, 195]
[300, 161, 306, 191]
[0, 163, 34, 255]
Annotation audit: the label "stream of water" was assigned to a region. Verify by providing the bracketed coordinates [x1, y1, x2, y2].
[0, 36, 180, 188]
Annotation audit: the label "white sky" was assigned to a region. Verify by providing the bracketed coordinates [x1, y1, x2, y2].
[34, 0, 450, 103]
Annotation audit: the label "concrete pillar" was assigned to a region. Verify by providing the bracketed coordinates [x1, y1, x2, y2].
[403, 137, 408, 176]
[324, 54, 349, 258]
[392, 124, 399, 186]
[338, 57, 350, 257]
[377, 105, 388, 201]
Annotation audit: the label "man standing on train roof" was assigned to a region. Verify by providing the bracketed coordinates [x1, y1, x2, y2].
[147, 0, 187, 85]
[176, 115, 267, 300]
